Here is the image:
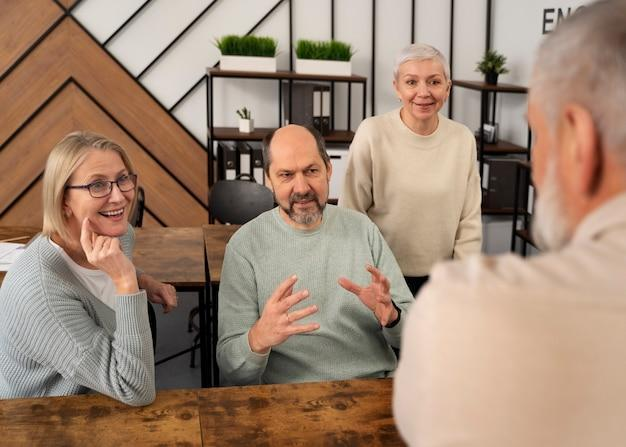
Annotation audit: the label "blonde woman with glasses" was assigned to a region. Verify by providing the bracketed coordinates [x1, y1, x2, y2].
[0, 131, 176, 405]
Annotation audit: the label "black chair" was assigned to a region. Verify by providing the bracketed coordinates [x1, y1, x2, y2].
[208, 175, 275, 224]
[129, 187, 157, 351]
[189, 175, 274, 368]
[129, 186, 145, 228]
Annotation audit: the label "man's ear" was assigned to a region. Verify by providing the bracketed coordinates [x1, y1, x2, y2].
[561, 103, 601, 196]
[326, 160, 333, 180]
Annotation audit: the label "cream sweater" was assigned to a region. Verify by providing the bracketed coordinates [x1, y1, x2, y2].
[394, 192, 626, 446]
[339, 109, 482, 276]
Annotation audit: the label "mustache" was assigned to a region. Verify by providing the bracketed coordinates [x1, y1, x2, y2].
[289, 191, 318, 204]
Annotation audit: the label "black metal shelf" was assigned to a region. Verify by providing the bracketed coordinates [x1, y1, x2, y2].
[206, 68, 367, 185]
[210, 127, 354, 144]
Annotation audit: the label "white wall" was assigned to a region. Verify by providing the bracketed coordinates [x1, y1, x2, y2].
[72, 0, 592, 253]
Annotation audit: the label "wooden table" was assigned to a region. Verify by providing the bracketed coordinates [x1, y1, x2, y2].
[202, 224, 240, 386]
[0, 389, 202, 446]
[200, 378, 404, 446]
[0, 226, 40, 284]
[133, 227, 210, 387]
[203, 224, 239, 284]
[0, 378, 403, 446]
[133, 226, 205, 288]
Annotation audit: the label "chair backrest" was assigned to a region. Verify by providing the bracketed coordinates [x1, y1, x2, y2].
[209, 178, 274, 224]
[129, 186, 145, 228]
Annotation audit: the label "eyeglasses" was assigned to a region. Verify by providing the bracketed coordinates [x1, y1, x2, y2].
[66, 174, 138, 198]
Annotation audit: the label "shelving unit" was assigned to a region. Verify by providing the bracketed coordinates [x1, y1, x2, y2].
[452, 79, 530, 215]
[510, 160, 537, 255]
[206, 68, 367, 185]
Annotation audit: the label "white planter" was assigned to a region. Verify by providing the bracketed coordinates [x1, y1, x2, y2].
[239, 118, 254, 133]
[220, 55, 277, 72]
[295, 58, 352, 76]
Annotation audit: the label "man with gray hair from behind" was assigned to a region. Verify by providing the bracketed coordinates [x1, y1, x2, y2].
[393, 1, 626, 445]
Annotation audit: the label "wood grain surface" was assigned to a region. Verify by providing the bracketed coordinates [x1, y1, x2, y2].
[1, 13, 208, 227]
[0, 389, 202, 447]
[133, 226, 205, 287]
[199, 378, 404, 446]
[202, 224, 239, 284]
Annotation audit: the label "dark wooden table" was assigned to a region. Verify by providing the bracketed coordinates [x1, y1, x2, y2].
[133, 226, 205, 287]
[202, 224, 240, 386]
[0, 226, 40, 284]
[202, 224, 239, 285]
[133, 227, 210, 387]
[0, 389, 202, 446]
[0, 379, 403, 446]
[201, 378, 403, 446]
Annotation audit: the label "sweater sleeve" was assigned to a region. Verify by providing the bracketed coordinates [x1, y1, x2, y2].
[6, 278, 155, 406]
[369, 223, 415, 347]
[453, 136, 483, 259]
[216, 243, 269, 385]
[338, 121, 374, 212]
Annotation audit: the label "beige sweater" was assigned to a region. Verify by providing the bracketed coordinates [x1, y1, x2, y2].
[339, 108, 482, 276]
[394, 192, 626, 446]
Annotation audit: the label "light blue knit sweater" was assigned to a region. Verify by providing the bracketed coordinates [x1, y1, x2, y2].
[217, 205, 414, 385]
[0, 226, 155, 406]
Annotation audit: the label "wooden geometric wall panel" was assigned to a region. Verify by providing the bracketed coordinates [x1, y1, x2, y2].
[0, 0, 63, 78]
[0, 3, 209, 228]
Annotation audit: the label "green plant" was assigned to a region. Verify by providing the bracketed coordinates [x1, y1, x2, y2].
[215, 35, 277, 57]
[475, 49, 509, 74]
[236, 107, 251, 120]
[295, 39, 353, 61]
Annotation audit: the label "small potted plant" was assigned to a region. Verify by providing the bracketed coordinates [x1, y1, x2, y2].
[295, 39, 354, 76]
[237, 107, 254, 133]
[215, 35, 278, 72]
[475, 49, 509, 85]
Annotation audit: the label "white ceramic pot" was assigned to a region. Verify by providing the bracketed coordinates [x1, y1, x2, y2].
[239, 118, 254, 133]
[220, 55, 277, 72]
[295, 58, 351, 76]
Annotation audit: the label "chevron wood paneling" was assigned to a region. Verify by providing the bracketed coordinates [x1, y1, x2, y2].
[0, 179, 43, 227]
[0, 84, 74, 214]
[0, 0, 63, 78]
[0, 4, 209, 228]
[56, 0, 80, 10]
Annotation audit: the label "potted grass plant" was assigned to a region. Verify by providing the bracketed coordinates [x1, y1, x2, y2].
[216, 35, 278, 72]
[476, 49, 509, 85]
[295, 39, 354, 76]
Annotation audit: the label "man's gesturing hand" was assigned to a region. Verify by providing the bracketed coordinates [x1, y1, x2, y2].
[338, 265, 398, 327]
[248, 275, 319, 354]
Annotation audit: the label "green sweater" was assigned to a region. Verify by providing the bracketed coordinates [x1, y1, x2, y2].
[0, 226, 155, 406]
[217, 205, 414, 385]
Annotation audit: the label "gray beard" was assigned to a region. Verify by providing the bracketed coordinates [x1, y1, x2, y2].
[281, 191, 325, 226]
[531, 159, 571, 251]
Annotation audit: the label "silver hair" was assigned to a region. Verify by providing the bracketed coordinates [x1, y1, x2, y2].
[531, 0, 626, 164]
[393, 43, 450, 80]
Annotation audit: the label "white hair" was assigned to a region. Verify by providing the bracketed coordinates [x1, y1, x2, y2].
[531, 0, 626, 164]
[393, 43, 450, 80]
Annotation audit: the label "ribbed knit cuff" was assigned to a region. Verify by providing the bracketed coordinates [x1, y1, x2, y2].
[115, 291, 151, 337]
[239, 330, 271, 367]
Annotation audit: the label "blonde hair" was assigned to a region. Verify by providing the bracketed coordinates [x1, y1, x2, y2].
[42, 131, 137, 242]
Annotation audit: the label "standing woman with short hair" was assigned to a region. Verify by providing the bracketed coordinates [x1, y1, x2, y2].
[0, 131, 176, 405]
[340, 43, 482, 296]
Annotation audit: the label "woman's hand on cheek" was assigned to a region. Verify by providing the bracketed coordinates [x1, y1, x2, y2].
[80, 217, 138, 294]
